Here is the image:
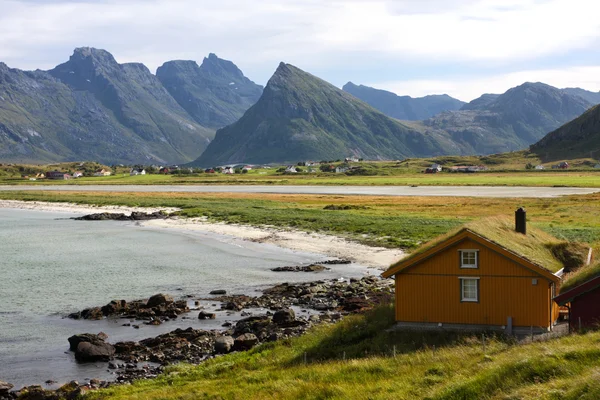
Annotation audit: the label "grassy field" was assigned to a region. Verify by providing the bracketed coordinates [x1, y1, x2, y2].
[3, 190, 600, 249]
[84, 304, 600, 400]
[2, 152, 600, 187]
[4, 170, 600, 187]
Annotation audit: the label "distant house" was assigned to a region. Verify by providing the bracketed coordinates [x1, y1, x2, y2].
[130, 168, 146, 176]
[345, 157, 360, 163]
[242, 166, 253, 171]
[382, 210, 565, 333]
[285, 166, 297, 173]
[305, 161, 320, 167]
[594, 164, 600, 169]
[535, 165, 545, 170]
[554, 262, 600, 331]
[552, 162, 569, 169]
[129, 168, 145, 176]
[159, 167, 170, 174]
[336, 166, 349, 173]
[425, 164, 442, 173]
[205, 168, 215, 173]
[46, 170, 71, 180]
[35, 173, 45, 179]
[94, 169, 111, 177]
[222, 167, 234, 174]
[72, 171, 83, 178]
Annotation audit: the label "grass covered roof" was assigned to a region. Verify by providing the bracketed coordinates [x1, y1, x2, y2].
[385, 216, 588, 276]
[560, 261, 600, 293]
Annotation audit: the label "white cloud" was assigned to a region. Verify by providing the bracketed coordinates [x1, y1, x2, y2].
[368, 66, 600, 102]
[0, 0, 599, 89]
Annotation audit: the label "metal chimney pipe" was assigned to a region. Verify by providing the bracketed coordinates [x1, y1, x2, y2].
[515, 207, 526, 234]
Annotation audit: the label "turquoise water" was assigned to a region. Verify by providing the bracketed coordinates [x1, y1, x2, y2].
[0, 209, 368, 388]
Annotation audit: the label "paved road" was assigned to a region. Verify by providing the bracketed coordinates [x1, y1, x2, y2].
[0, 185, 598, 197]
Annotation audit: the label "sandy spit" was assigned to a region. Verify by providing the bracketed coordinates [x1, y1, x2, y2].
[0, 200, 404, 269]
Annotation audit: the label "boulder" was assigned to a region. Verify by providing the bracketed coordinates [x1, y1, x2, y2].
[67, 333, 106, 351]
[146, 293, 174, 308]
[198, 311, 216, 320]
[209, 289, 227, 295]
[214, 336, 235, 354]
[273, 308, 296, 324]
[0, 381, 13, 394]
[75, 341, 115, 362]
[234, 333, 259, 350]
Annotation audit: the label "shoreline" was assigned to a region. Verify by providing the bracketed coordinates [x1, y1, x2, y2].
[0, 199, 405, 269]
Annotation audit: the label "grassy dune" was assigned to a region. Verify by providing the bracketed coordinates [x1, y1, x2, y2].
[87, 304, 600, 400]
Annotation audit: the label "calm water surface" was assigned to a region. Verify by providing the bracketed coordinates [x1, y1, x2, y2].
[0, 209, 368, 388]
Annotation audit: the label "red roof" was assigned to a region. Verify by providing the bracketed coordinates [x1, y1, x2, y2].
[554, 275, 600, 305]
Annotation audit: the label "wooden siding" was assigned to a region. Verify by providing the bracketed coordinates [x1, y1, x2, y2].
[395, 237, 556, 328]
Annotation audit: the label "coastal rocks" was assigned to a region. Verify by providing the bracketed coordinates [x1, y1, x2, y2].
[68, 333, 115, 362]
[198, 311, 216, 320]
[209, 289, 227, 295]
[115, 327, 220, 365]
[67, 294, 189, 322]
[234, 333, 259, 351]
[272, 308, 295, 324]
[72, 211, 172, 221]
[0, 382, 13, 398]
[271, 264, 330, 272]
[146, 293, 173, 308]
[214, 336, 235, 354]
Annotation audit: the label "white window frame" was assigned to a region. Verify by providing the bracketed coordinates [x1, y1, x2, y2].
[459, 249, 479, 269]
[460, 277, 480, 302]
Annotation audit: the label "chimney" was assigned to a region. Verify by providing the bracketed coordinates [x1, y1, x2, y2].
[515, 207, 526, 235]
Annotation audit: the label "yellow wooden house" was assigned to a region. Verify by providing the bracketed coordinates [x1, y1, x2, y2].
[382, 212, 566, 333]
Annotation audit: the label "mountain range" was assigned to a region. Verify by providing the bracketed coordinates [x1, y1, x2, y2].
[194, 63, 472, 166]
[342, 82, 465, 120]
[0, 48, 261, 164]
[1, 47, 599, 165]
[348, 82, 600, 155]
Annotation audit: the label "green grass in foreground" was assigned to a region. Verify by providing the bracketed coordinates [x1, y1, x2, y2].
[87, 304, 600, 400]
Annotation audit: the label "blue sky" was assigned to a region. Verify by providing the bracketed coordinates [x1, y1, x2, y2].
[1, 0, 599, 101]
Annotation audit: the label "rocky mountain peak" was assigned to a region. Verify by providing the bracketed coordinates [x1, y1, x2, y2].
[199, 53, 245, 80]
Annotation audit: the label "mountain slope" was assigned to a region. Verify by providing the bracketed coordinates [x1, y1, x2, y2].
[156, 54, 263, 129]
[48, 47, 214, 163]
[342, 82, 465, 120]
[407, 82, 595, 154]
[193, 63, 464, 166]
[561, 88, 600, 105]
[531, 104, 600, 160]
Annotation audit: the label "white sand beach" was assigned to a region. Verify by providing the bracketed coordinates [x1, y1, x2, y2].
[0, 200, 404, 269]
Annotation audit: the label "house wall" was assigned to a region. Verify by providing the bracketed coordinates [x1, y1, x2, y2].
[395, 238, 555, 328]
[570, 289, 600, 330]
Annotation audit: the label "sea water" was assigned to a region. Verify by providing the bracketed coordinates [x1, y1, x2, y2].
[0, 208, 368, 388]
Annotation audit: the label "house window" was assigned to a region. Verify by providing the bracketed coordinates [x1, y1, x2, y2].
[460, 277, 479, 302]
[460, 250, 478, 268]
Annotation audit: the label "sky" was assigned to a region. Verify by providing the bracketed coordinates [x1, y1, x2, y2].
[1, 0, 600, 102]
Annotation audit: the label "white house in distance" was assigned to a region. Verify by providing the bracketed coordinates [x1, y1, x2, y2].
[535, 165, 545, 170]
[336, 165, 349, 173]
[242, 165, 253, 172]
[130, 168, 146, 176]
[285, 166, 297, 173]
[72, 171, 84, 178]
[94, 169, 111, 177]
[345, 156, 360, 163]
[222, 167, 234, 174]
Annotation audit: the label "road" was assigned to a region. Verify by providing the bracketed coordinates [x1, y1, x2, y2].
[0, 185, 598, 197]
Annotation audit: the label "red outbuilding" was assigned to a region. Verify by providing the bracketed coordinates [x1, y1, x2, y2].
[555, 275, 600, 331]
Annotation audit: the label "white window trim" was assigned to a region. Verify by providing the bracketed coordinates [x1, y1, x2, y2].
[459, 277, 480, 302]
[459, 249, 479, 269]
